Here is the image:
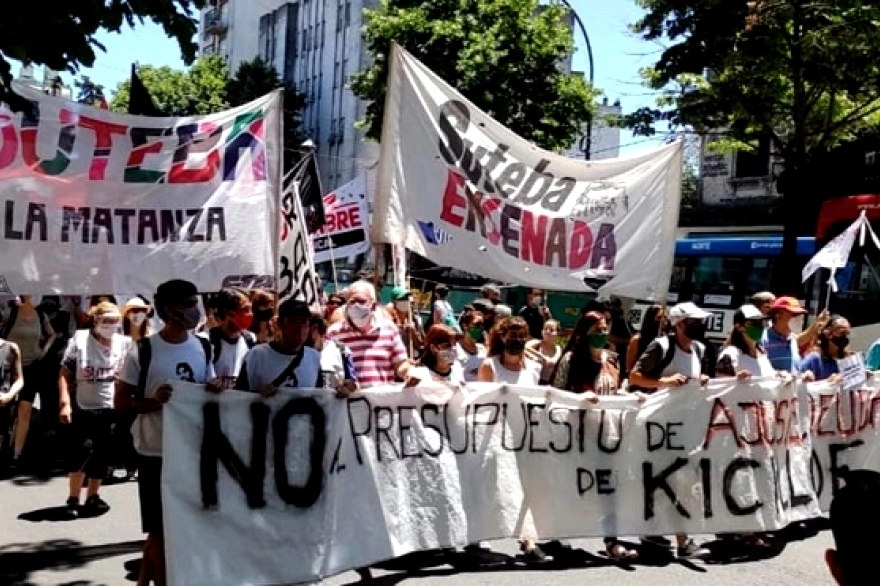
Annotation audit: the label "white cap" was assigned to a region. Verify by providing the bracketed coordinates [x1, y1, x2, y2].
[735, 304, 765, 323]
[122, 296, 152, 315]
[668, 302, 710, 325]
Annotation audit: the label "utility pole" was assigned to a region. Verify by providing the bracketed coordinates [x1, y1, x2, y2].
[558, 0, 595, 160]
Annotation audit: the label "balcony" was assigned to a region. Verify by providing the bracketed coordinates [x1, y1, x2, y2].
[203, 9, 227, 36]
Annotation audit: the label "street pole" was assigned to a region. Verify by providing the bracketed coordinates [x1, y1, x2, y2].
[558, 0, 594, 160]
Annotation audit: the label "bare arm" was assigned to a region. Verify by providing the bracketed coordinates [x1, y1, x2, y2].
[114, 380, 163, 414]
[6, 342, 23, 398]
[477, 360, 495, 382]
[625, 336, 640, 374]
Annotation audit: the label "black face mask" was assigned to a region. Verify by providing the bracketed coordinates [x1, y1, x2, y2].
[831, 336, 850, 355]
[254, 308, 274, 321]
[684, 322, 706, 340]
[504, 339, 526, 355]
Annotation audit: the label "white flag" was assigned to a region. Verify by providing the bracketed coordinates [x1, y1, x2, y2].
[801, 214, 863, 282]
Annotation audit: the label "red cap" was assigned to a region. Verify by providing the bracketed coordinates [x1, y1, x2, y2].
[770, 296, 807, 315]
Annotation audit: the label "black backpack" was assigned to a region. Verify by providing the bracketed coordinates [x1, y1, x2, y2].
[135, 336, 212, 398]
[635, 334, 706, 388]
[207, 327, 256, 365]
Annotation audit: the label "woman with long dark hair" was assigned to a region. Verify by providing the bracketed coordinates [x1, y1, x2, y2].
[800, 315, 853, 382]
[477, 317, 541, 386]
[625, 305, 666, 374]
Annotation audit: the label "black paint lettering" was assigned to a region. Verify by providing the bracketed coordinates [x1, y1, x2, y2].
[200, 401, 269, 509]
[723, 457, 762, 515]
[785, 449, 812, 508]
[643, 458, 690, 520]
[577, 468, 595, 495]
[420, 404, 444, 457]
[397, 406, 422, 459]
[346, 396, 372, 465]
[597, 410, 623, 454]
[437, 100, 469, 165]
[700, 457, 713, 519]
[596, 469, 615, 495]
[373, 406, 401, 461]
[527, 403, 548, 453]
[273, 397, 325, 508]
[548, 408, 572, 453]
[471, 403, 500, 453]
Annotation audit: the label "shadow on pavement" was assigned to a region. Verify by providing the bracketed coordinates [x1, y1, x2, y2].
[0, 538, 144, 586]
[18, 505, 111, 523]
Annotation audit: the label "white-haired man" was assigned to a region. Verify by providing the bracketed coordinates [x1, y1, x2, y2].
[326, 280, 412, 388]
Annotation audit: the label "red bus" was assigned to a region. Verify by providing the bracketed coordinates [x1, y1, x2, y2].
[815, 195, 880, 350]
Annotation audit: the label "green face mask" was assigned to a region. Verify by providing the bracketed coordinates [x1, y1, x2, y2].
[744, 325, 764, 342]
[587, 332, 609, 349]
[468, 327, 484, 342]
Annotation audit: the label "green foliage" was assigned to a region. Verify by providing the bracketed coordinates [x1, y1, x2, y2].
[109, 56, 228, 116]
[0, 0, 205, 111]
[227, 57, 308, 171]
[351, 0, 598, 151]
[629, 0, 880, 163]
[75, 76, 105, 106]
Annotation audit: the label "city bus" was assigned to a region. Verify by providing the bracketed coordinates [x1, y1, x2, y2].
[632, 234, 816, 343]
[814, 195, 880, 350]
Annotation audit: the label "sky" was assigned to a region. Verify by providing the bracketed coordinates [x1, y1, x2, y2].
[30, 0, 664, 155]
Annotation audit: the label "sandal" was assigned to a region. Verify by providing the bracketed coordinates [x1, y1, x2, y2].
[606, 541, 637, 561]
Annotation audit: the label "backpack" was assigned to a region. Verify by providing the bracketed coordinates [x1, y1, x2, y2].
[640, 334, 706, 381]
[135, 336, 212, 398]
[207, 327, 256, 365]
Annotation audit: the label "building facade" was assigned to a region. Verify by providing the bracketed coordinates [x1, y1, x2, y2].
[699, 134, 783, 205]
[563, 97, 622, 160]
[15, 65, 72, 99]
[200, 0, 379, 192]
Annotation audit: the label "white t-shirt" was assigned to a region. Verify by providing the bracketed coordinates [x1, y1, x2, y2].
[659, 340, 703, 380]
[63, 330, 129, 410]
[455, 343, 486, 382]
[410, 362, 465, 387]
[119, 333, 215, 457]
[197, 330, 251, 390]
[485, 357, 541, 385]
[719, 346, 776, 378]
[237, 344, 323, 392]
[319, 340, 349, 389]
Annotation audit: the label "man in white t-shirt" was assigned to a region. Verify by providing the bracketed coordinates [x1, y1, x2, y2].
[236, 299, 322, 393]
[200, 288, 256, 390]
[115, 279, 220, 586]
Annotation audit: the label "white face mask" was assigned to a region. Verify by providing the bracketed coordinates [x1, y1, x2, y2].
[346, 303, 373, 328]
[437, 349, 456, 363]
[129, 312, 147, 327]
[95, 324, 119, 339]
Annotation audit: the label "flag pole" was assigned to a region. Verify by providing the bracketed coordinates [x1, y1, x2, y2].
[327, 231, 340, 291]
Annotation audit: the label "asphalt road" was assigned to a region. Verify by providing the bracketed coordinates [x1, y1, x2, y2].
[0, 470, 838, 586]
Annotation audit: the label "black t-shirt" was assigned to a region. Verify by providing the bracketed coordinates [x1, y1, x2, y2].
[518, 306, 545, 339]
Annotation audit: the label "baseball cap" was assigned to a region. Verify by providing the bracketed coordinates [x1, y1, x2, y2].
[391, 286, 410, 300]
[770, 296, 807, 315]
[668, 302, 710, 325]
[734, 304, 766, 324]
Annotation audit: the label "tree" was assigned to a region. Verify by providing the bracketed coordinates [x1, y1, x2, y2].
[0, 0, 205, 110]
[351, 0, 598, 151]
[629, 0, 880, 292]
[75, 76, 106, 107]
[109, 56, 229, 116]
[227, 57, 307, 172]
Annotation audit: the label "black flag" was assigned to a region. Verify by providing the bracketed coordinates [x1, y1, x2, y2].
[289, 150, 326, 234]
[128, 64, 164, 116]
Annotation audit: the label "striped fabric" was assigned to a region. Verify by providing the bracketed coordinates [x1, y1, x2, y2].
[327, 318, 407, 388]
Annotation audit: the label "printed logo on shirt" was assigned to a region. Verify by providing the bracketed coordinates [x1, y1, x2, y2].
[82, 364, 118, 383]
[175, 362, 196, 383]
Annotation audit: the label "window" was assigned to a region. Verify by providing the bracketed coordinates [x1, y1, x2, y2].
[345, 0, 351, 26]
[733, 138, 771, 179]
[691, 257, 744, 306]
[333, 62, 340, 88]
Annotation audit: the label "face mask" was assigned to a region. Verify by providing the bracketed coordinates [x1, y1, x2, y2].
[231, 312, 254, 332]
[467, 327, 484, 342]
[437, 349, 456, 363]
[347, 303, 373, 328]
[504, 339, 526, 355]
[831, 335, 850, 351]
[394, 300, 411, 313]
[95, 324, 118, 339]
[171, 306, 202, 330]
[129, 312, 147, 327]
[532, 296, 543, 306]
[683, 322, 705, 340]
[744, 325, 764, 342]
[587, 332, 608, 349]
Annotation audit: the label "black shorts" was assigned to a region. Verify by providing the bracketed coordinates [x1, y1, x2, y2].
[18, 362, 43, 404]
[137, 455, 164, 535]
[66, 408, 114, 479]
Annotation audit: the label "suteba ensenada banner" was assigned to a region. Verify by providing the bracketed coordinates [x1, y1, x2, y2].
[0, 83, 282, 295]
[158, 377, 880, 586]
[372, 44, 682, 298]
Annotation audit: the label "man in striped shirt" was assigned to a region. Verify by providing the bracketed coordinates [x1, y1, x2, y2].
[326, 280, 411, 388]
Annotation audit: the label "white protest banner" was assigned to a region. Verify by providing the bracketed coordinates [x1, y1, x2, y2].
[163, 379, 817, 586]
[278, 175, 320, 305]
[0, 83, 281, 295]
[801, 379, 880, 510]
[312, 175, 370, 264]
[372, 44, 682, 298]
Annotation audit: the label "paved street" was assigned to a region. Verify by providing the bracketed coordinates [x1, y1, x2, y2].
[0, 470, 837, 586]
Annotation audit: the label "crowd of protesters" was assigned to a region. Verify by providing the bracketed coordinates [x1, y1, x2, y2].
[0, 280, 870, 584]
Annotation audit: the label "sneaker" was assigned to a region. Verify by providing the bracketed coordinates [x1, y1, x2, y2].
[676, 540, 709, 559]
[64, 497, 79, 520]
[521, 545, 549, 563]
[83, 495, 110, 515]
